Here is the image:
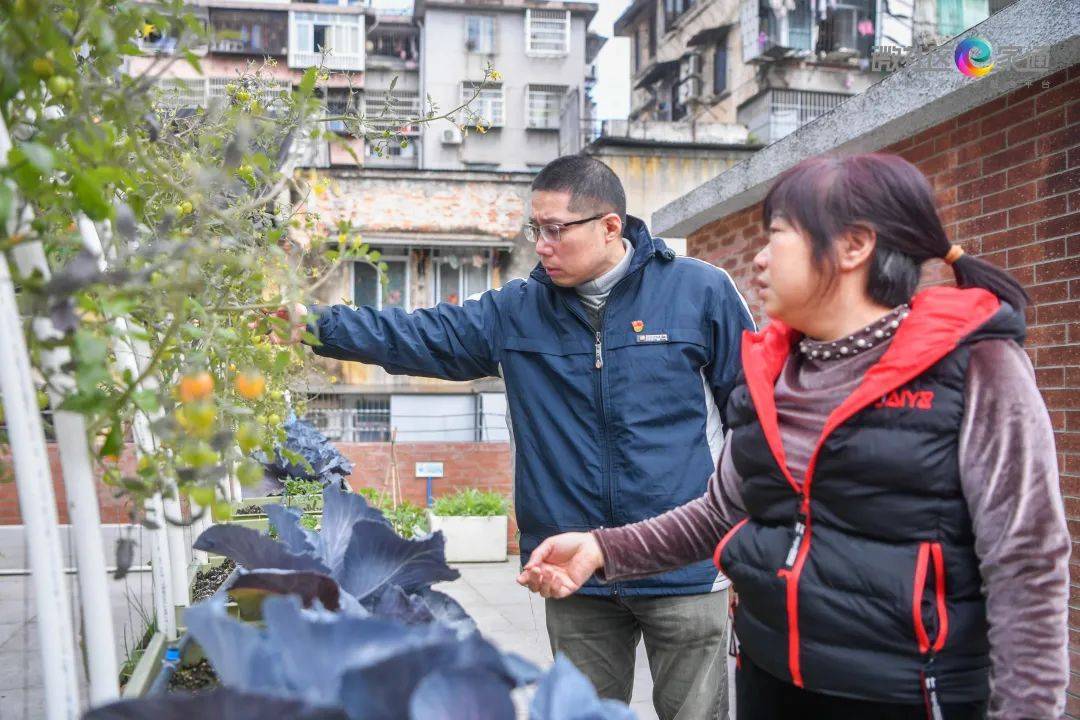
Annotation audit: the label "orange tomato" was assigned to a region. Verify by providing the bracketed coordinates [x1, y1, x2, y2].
[178, 372, 214, 403]
[234, 371, 266, 400]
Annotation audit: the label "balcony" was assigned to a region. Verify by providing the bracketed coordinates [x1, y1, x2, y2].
[288, 11, 365, 71]
[208, 8, 288, 56]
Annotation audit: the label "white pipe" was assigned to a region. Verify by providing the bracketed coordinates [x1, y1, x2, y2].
[0, 114, 82, 720]
[7, 237, 121, 704]
[2, 115, 119, 700]
[82, 219, 191, 605]
[77, 218, 180, 637]
[126, 330, 191, 608]
[0, 258, 81, 719]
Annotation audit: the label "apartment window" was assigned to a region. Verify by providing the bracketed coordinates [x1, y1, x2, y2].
[466, 15, 496, 54]
[289, 11, 363, 70]
[364, 89, 422, 133]
[325, 89, 359, 134]
[155, 77, 292, 110]
[663, 0, 695, 29]
[820, 0, 876, 56]
[369, 31, 417, 61]
[526, 85, 566, 129]
[209, 9, 287, 55]
[435, 250, 492, 305]
[713, 41, 728, 95]
[938, 0, 989, 38]
[304, 394, 390, 442]
[760, 0, 813, 52]
[353, 248, 409, 310]
[461, 82, 504, 127]
[525, 9, 570, 56]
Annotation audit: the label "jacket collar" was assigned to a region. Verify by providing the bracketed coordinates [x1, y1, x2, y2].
[529, 215, 674, 286]
[739, 286, 1016, 495]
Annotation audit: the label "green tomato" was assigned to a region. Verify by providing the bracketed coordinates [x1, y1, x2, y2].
[179, 441, 218, 469]
[47, 76, 72, 96]
[266, 413, 282, 427]
[32, 58, 54, 79]
[236, 459, 263, 487]
[188, 486, 216, 508]
[235, 422, 260, 454]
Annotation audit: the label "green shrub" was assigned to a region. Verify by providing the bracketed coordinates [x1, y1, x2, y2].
[356, 488, 429, 539]
[283, 478, 324, 512]
[431, 489, 508, 517]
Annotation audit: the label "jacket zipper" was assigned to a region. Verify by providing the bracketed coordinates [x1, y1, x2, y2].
[913, 541, 948, 719]
[554, 258, 648, 598]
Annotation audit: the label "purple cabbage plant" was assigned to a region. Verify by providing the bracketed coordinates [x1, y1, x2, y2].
[85, 485, 634, 719]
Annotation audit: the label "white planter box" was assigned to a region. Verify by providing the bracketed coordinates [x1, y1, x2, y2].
[428, 514, 508, 563]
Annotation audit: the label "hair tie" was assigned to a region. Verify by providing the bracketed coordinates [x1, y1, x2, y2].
[943, 244, 965, 265]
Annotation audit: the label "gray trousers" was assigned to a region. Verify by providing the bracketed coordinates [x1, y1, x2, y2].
[545, 589, 729, 720]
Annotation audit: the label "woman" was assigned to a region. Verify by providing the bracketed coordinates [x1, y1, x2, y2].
[517, 154, 1068, 719]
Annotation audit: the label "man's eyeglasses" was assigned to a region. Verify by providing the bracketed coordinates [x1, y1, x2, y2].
[523, 214, 604, 245]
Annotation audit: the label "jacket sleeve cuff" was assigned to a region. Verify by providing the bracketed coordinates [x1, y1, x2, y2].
[590, 529, 617, 584]
[305, 304, 332, 346]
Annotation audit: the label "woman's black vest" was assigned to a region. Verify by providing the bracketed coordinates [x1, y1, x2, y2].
[715, 287, 1025, 704]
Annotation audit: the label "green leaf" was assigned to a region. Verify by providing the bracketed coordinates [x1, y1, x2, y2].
[300, 331, 320, 346]
[19, 143, 55, 174]
[132, 390, 159, 414]
[71, 174, 112, 220]
[183, 50, 203, 74]
[0, 184, 12, 228]
[299, 67, 317, 96]
[273, 349, 290, 373]
[100, 419, 123, 458]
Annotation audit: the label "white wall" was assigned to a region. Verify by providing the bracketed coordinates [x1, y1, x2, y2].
[391, 394, 477, 441]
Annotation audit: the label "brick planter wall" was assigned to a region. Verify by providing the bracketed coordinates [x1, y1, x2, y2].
[687, 65, 1079, 713]
[0, 440, 518, 553]
[336, 441, 517, 554]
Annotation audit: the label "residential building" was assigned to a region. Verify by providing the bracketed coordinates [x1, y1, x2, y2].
[615, 0, 1026, 147]
[414, 0, 597, 171]
[135, 1, 601, 444]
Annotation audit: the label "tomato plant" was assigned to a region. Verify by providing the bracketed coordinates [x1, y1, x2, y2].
[0, 0, 497, 524]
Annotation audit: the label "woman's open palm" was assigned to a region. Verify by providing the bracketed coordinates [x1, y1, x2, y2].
[516, 532, 604, 599]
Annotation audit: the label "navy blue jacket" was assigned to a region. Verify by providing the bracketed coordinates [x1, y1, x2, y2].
[311, 216, 755, 596]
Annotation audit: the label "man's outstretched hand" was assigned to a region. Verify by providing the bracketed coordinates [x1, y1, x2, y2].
[261, 302, 310, 345]
[516, 532, 605, 599]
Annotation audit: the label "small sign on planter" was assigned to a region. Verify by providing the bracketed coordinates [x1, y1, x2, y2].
[415, 462, 444, 478]
[415, 462, 444, 506]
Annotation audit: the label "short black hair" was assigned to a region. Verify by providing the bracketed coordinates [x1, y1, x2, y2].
[531, 155, 626, 223]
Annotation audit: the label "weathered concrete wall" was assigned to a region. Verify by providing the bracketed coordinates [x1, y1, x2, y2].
[587, 143, 756, 238]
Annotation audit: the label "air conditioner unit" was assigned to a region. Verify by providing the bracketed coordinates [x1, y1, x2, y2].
[678, 53, 703, 104]
[441, 127, 463, 145]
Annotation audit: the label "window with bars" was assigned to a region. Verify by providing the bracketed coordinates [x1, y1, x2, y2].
[154, 78, 208, 109]
[304, 395, 390, 442]
[325, 89, 360, 134]
[364, 89, 422, 134]
[525, 9, 570, 56]
[289, 11, 364, 70]
[526, 85, 566, 130]
[466, 15, 496, 54]
[461, 82, 504, 127]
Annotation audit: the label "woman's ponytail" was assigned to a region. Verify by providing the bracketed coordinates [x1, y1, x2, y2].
[948, 250, 1031, 311]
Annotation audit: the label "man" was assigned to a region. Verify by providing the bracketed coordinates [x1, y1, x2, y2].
[279, 155, 754, 719]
